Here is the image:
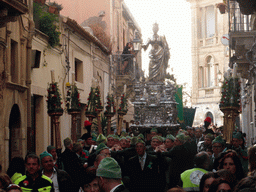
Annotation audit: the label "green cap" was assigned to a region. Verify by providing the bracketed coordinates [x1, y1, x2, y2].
[166, 134, 175, 141]
[152, 135, 160, 141]
[92, 136, 97, 142]
[130, 136, 138, 145]
[96, 143, 109, 154]
[107, 135, 114, 139]
[121, 131, 127, 137]
[113, 135, 119, 140]
[40, 151, 52, 161]
[176, 133, 185, 142]
[161, 137, 166, 142]
[151, 128, 158, 133]
[73, 142, 82, 153]
[92, 132, 97, 138]
[136, 139, 145, 145]
[205, 133, 215, 140]
[63, 137, 72, 147]
[96, 157, 122, 179]
[233, 131, 243, 140]
[119, 136, 126, 141]
[138, 133, 144, 140]
[97, 134, 107, 144]
[126, 136, 132, 140]
[212, 136, 225, 145]
[184, 135, 191, 141]
[47, 145, 55, 152]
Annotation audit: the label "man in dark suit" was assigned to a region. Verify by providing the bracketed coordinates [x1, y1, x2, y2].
[126, 139, 166, 192]
[96, 157, 129, 192]
[60, 137, 85, 191]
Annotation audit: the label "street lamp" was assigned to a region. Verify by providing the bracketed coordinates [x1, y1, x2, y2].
[132, 30, 142, 52]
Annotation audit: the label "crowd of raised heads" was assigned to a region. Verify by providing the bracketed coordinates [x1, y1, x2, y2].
[1, 118, 256, 192]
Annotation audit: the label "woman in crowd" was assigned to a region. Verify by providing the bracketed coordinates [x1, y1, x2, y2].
[208, 179, 232, 192]
[80, 170, 100, 192]
[199, 172, 215, 192]
[218, 150, 244, 185]
[0, 173, 12, 191]
[248, 144, 256, 176]
[233, 176, 256, 192]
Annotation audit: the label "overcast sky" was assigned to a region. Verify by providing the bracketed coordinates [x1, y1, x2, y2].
[124, 0, 192, 91]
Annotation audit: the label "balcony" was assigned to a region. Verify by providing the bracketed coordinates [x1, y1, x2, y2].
[0, 0, 28, 27]
[112, 52, 136, 97]
[228, 0, 256, 79]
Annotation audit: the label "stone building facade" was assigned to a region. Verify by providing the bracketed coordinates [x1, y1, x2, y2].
[0, 0, 33, 170]
[188, 0, 229, 127]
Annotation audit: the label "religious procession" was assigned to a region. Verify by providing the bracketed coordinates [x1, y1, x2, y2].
[1, 0, 256, 192]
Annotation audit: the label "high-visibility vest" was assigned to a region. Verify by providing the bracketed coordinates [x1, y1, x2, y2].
[181, 168, 208, 191]
[14, 175, 53, 192]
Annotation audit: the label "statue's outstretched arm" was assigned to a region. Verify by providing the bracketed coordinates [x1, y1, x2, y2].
[142, 38, 151, 51]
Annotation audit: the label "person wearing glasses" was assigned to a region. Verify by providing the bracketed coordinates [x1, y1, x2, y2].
[212, 136, 226, 164]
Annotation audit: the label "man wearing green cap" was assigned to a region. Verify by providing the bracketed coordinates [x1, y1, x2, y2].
[197, 133, 215, 153]
[145, 128, 158, 146]
[146, 135, 162, 152]
[230, 131, 248, 174]
[96, 157, 129, 192]
[107, 135, 115, 148]
[212, 136, 226, 162]
[40, 151, 74, 192]
[14, 153, 54, 192]
[125, 139, 166, 192]
[165, 134, 175, 151]
[155, 133, 194, 188]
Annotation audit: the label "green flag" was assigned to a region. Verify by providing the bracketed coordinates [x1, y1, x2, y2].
[175, 86, 184, 124]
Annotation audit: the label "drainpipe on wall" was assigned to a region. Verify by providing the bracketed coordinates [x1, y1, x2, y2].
[26, 0, 35, 154]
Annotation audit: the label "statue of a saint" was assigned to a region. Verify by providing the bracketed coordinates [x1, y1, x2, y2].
[142, 23, 170, 82]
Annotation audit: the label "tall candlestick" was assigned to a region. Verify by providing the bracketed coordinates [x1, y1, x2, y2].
[51, 69, 55, 83]
[72, 71, 75, 85]
[233, 63, 237, 78]
[124, 84, 127, 94]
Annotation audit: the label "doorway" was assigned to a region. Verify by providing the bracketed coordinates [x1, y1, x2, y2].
[9, 104, 22, 161]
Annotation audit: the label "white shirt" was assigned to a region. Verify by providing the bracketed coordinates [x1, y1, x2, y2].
[110, 184, 123, 192]
[139, 152, 147, 170]
[42, 168, 59, 192]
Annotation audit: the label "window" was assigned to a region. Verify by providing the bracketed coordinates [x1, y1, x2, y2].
[75, 58, 83, 83]
[206, 5, 215, 38]
[199, 8, 205, 39]
[206, 56, 214, 87]
[11, 39, 18, 83]
[198, 5, 216, 41]
[199, 66, 204, 88]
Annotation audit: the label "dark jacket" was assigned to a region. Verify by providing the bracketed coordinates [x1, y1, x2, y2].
[125, 153, 166, 192]
[61, 148, 85, 191]
[56, 168, 74, 192]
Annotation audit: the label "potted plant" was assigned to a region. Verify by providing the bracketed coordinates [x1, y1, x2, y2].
[34, 0, 46, 5]
[217, 3, 226, 14]
[48, 1, 63, 14]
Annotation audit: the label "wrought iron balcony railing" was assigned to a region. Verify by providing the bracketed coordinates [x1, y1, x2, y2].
[228, 0, 252, 32]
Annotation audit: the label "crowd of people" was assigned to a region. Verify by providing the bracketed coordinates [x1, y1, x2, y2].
[0, 117, 256, 192]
